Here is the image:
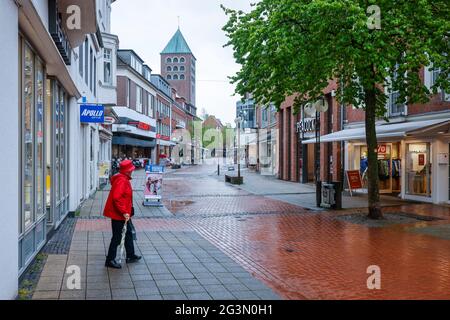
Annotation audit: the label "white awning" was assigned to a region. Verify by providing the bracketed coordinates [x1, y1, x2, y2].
[302, 118, 450, 144]
[112, 107, 156, 127]
[158, 140, 176, 147]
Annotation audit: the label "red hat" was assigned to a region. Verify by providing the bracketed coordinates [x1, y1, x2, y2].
[119, 160, 136, 174]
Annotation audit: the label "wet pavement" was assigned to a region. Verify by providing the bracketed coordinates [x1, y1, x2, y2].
[33, 163, 450, 300]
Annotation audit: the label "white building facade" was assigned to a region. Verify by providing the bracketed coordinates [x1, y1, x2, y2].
[0, 0, 118, 299]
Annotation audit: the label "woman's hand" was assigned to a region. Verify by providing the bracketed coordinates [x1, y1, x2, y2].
[124, 214, 130, 222]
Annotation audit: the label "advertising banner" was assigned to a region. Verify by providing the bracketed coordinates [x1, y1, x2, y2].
[98, 161, 111, 179]
[143, 165, 165, 207]
[346, 170, 363, 196]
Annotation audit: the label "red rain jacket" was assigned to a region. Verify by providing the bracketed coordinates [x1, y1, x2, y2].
[103, 173, 133, 221]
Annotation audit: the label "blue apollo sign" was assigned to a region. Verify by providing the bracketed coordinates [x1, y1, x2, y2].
[80, 104, 105, 123]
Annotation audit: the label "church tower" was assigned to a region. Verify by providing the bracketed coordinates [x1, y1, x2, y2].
[161, 28, 196, 106]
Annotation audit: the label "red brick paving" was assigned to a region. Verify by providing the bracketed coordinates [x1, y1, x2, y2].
[164, 195, 311, 216]
[186, 211, 450, 300]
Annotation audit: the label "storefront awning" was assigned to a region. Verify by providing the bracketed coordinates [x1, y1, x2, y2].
[302, 119, 450, 144]
[158, 140, 176, 147]
[113, 136, 156, 148]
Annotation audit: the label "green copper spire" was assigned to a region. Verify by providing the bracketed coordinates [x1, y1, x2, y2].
[161, 28, 193, 55]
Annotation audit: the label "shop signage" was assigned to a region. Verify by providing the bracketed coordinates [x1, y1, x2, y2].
[104, 116, 116, 125]
[157, 134, 171, 141]
[128, 121, 151, 131]
[377, 145, 387, 154]
[296, 118, 317, 133]
[80, 105, 105, 123]
[346, 170, 363, 196]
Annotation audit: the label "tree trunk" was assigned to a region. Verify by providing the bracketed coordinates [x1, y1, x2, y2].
[364, 88, 383, 219]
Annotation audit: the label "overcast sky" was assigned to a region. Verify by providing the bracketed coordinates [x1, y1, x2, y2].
[111, 0, 254, 125]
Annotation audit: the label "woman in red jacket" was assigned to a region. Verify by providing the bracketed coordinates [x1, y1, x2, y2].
[104, 159, 142, 269]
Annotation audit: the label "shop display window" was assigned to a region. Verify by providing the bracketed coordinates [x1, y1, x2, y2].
[406, 143, 432, 197]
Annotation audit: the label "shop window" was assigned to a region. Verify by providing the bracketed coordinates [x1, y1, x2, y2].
[406, 143, 432, 197]
[84, 38, 89, 85]
[104, 48, 112, 85]
[136, 86, 143, 113]
[23, 44, 34, 231]
[36, 59, 45, 220]
[45, 79, 52, 223]
[79, 42, 84, 77]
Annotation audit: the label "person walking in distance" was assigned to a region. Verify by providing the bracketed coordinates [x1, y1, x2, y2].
[104, 159, 142, 269]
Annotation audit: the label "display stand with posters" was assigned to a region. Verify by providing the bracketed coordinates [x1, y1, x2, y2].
[143, 165, 165, 207]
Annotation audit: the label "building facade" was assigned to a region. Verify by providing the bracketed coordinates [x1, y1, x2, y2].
[0, 0, 118, 299]
[114, 50, 157, 163]
[277, 68, 450, 205]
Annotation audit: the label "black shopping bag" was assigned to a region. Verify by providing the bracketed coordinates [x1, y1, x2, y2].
[128, 220, 137, 241]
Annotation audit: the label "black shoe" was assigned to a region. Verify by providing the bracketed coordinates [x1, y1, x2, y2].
[105, 260, 122, 269]
[126, 255, 142, 264]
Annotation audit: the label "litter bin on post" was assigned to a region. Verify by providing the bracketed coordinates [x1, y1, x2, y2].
[320, 182, 342, 210]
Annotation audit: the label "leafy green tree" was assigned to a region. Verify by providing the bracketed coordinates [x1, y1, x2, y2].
[222, 0, 449, 219]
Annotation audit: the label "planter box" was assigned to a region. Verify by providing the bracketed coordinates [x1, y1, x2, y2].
[225, 175, 244, 185]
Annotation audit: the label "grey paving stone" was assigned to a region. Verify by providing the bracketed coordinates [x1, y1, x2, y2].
[232, 290, 261, 300]
[255, 290, 282, 300]
[87, 281, 110, 290]
[186, 292, 212, 300]
[162, 294, 188, 300]
[87, 275, 110, 283]
[209, 291, 236, 300]
[178, 279, 201, 287]
[158, 285, 184, 295]
[32, 291, 60, 300]
[180, 285, 207, 294]
[155, 279, 179, 287]
[86, 289, 112, 299]
[135, 286, 160, 296]
[110, 280, 134, 289]
[218, 277, 242, 285]
[112, 289, 137, 300]
[59, 290, 86, 300]
[198, 278, 221, 285]
[137, 294, 163, 300]
[203, 284, 227, 293]
[172, 272, 195, 280]
[152, 273, 175, 281]
[224, 283, 249, 292]
[131, 274, 153, 281]
[133, 280, 157, 289]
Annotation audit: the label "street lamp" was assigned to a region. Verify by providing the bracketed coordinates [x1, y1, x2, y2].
[235, 116, 243, 180]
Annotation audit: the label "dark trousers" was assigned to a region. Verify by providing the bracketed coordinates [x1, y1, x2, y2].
[106, 219, 135, 262]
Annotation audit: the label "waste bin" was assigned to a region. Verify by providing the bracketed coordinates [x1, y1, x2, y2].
[320, 182, 342, 209]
